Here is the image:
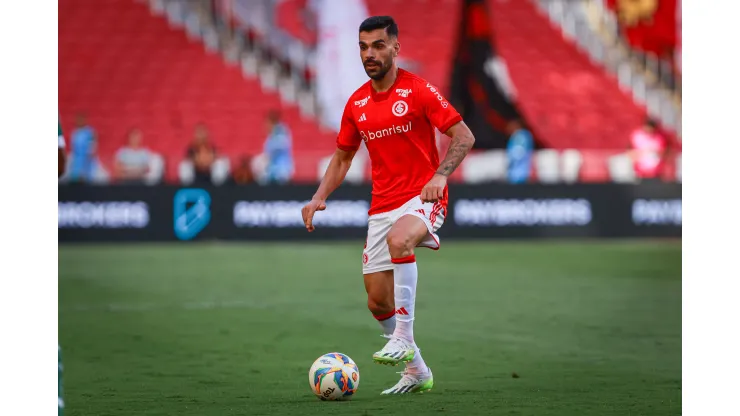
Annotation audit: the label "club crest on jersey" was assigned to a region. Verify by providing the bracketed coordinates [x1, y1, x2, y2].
[392, 100, 409, 117]
[354, 95, 370, 107]
[395, 88, 412, 98]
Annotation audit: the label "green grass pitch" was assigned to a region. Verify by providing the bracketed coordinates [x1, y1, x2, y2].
[59, 240, 681, 416]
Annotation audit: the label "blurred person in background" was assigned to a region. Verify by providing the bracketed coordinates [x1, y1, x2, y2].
[231, 155, 255, 185]
[114, 128, 151, 184]
[263, 110, 294, 184]
[59, 115, 67, 178]
[506, 119, 533, 184]
[629, 117, 667, 182]
[186, 123, 217, 185]
[67, 112, 98, 183]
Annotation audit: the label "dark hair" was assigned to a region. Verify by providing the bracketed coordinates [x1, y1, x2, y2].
[645, 117, 659, 129]
[359, 16, 399, 38]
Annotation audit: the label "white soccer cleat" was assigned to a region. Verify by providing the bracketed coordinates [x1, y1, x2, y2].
[381, 368, 434, 395]
[372, 335, 415, 366]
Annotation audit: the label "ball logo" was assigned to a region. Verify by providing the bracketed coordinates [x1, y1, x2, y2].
[392, 100, 409, 117]
[352, 372, 358, 382]
[322, 387, 335, 398]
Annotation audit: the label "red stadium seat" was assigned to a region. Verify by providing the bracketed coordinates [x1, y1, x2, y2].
[487, 0, 647, 150]
[59, 0, 335, 182]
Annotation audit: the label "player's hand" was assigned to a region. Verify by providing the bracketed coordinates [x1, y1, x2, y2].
[421, 173, 447, 203]
[301, 198, 327, 232]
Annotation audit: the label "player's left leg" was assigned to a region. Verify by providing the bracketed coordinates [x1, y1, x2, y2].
[375, 214, 434, 394]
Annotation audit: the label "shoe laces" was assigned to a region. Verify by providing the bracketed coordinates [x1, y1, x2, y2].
[394, 369, 421, 383]
[379, 334, 407, 348]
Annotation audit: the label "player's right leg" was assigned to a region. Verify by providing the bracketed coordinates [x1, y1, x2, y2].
[363, 214, 415, 366]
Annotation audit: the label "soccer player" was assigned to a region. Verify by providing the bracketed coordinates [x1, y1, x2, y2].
[301, 16, 475, 394]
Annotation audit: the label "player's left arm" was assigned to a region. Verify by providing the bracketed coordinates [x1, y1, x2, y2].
[437, 121, 475, 177]
[421, 121, 475, 202]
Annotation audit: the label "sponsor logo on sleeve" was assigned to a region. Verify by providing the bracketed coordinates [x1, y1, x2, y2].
[426, 83, 449, 108]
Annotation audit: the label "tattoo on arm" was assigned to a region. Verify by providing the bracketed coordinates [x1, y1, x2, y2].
[436, 131, 475, 176]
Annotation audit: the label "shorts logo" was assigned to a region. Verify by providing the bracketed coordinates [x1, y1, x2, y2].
[174, 188, 211, 240]
[392, 100, 409, 117]
[363, 253, 369, 265]
[416, 209, 425, 216]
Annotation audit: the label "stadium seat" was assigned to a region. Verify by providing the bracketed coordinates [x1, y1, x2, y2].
[144, 153, 165, 185]
[178, 157, 232, 185]
[534, 149, 561, 183]
[561, 149, 583, 184]
[607, 153, 637, 183]
[461, 150, 507, 184]
[251, 153, 269, 183]
[488, 0, 647, 149]
[178, 160, 195, 185]
[211, 157, 232, 185]
[59, 0, 336, 183]
[675, 153, 682, 183]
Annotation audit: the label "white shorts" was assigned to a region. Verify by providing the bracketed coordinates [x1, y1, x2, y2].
[362, 196, 446, 274]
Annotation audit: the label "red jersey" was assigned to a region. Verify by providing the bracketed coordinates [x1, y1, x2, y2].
[336, 69, 463, 215]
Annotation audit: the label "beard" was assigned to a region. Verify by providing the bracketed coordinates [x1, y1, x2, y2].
[364, 58, 393, 81]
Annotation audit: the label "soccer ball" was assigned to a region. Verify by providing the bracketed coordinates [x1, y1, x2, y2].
[308, 352, 360, 401]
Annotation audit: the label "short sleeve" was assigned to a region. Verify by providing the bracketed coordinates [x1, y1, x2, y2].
[336, 100, 362, 152]
[419, 81, 463, 134]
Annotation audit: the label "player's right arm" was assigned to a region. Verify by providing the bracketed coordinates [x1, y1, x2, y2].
[301, 102, 362, 232]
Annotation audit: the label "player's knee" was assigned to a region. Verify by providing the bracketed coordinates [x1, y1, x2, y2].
[386, 232, 414, 258]
[367, 296, 393, 315]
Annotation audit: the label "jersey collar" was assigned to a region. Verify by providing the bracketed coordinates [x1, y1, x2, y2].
[371, 68, 405, 102]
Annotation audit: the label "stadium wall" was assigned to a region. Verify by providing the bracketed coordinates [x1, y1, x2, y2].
[58, 184, 681, 242]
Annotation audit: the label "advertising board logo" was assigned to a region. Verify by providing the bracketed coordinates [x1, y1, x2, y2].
[453, 199, 592, 226]
[632, 199, 681, 226]
[174, 189, 211, 240]
[233, 200, 368, 228]
[58, 201, 149, 229]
